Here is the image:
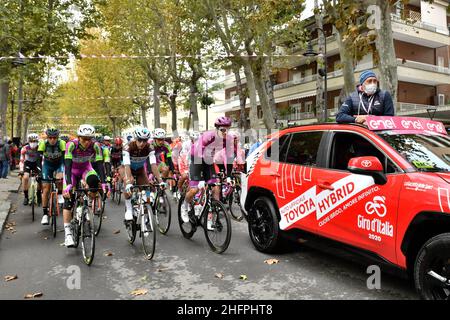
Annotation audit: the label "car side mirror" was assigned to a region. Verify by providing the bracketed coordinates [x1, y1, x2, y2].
[347, 156, 387, 185]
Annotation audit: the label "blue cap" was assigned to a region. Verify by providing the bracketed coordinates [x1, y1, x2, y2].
[359, 70, 377, 85]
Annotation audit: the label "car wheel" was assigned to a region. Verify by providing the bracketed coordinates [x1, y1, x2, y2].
[247, 196, 282, 253]
[414, 233, 450, 300]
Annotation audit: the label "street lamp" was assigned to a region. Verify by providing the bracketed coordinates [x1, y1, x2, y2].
[303, 27, 328, 123]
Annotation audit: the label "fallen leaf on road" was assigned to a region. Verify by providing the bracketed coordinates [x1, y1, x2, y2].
[130, 289, 148, 296]
[5, 275, 18, 282]
[215, 273, 224, 279]
[140, 275, 148, 282]
[24, 292, 43, 299]
[102, 216, 107, 220]
[264, 259, 279, 265]
[104, 252, 114, 257]
[156, 268, 168, 272]
[113, 230, 120, 234]
[239, 275, 248, 281]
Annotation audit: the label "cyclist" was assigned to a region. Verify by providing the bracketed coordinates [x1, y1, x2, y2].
[110, 137, 123, 170]
[60, 135, 70, 143]
[180, 116, 233, 224]
[120, 127, 165, 222]
[38, 127, 66, 225]
[176, 131, 199, 196]
[19, 133, 43, 206]
[103, 136, 112, 148]
[62, 124, 107, 247]
[151, 128, 175, 180]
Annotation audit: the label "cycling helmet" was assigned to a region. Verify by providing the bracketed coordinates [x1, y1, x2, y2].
[153, 128, 166, 139]
[77, 124, 96, 138]
[134, 127, 151, 140]
[60, 134, 69, 142]
[114, 137, 123, 146]
[214, 116, 232, 127]
[103, 135, 111, 141]
[46, 127, 60, 138]
[27, 133, 39, 142]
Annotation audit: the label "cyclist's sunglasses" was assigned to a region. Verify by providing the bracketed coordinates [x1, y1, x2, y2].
[137, 138, 148, 143]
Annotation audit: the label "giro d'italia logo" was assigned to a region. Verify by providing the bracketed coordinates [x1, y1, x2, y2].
[365, 196, 387, 218]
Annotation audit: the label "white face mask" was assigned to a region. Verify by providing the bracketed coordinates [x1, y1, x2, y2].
[364, 83, 377, 95]
[30, 142, 38, 148]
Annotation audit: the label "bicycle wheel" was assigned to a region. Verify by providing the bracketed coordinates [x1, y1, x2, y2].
[29, 181, 36, 222]
[155, 191, 171, 235]
[116, 181, 122, 205]
[51, 192, 57, 238]
[228, 188, 244, 221]
[203, 199, 232, 254]
[125, 206, 137, 244]
[81, 205, 95, 266]
[177, 195, 196, 239]
[71, 200, 81, 248]
[141, 205, 156, 260]
[93, 195, 103, 236]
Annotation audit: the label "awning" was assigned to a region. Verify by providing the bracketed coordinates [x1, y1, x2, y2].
[275, 90, 317, 104]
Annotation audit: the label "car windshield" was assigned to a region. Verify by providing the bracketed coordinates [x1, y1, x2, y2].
[378, 132, 450, 172]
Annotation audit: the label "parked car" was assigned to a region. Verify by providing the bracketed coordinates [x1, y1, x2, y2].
[241, 116, 450, 300]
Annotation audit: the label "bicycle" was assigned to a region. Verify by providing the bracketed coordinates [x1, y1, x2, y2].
[70, 185, 100, 266]
[151, 178, 172, 235]
[93, 188, 106, 237]
[124, 184, 156, 260]
[221, 171, 245, 222]
[111, 168, 123, 205]
[47, 177, 63, 238]
[177, 181, 232, 254]
[27, 169, 41, 222]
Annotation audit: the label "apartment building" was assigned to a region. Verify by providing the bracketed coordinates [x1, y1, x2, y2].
[211, 0, 450, 126]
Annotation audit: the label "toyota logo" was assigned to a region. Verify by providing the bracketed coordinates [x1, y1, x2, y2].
[361, 160, 372, 168]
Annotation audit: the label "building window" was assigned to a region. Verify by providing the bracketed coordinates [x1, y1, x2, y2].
[305, 101, 313, 113]
[291, 103, 301, 119]
[292, 70, 302, 82]
[439, 94, 445, 106]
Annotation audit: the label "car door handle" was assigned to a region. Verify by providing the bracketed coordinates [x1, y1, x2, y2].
[318, 182, 334, 191]
[269, 172, 281, 177]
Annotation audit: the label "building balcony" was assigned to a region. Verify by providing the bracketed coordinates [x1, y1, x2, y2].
[397, 58, 450, 86]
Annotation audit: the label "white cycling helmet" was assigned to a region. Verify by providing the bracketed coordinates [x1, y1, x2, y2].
[153, 128, 166, 139]
[189, 130, 200, 139]
[77, 124, 96, 138]
[27, 133, 39, 142]
[103, 135, 111, 141]
[134, 127, 151, 140]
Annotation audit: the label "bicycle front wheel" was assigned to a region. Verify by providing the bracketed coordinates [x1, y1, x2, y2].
[141, 206, 156, 260]
[29, 182, 36, 222]
[50, 192, 57, 238]
[204, 199, 232, 254]
[229, 188, 244, 222]
[93, 196, 103, 236]
[156, 191, 171, 235]
[81, 206, 96, 266]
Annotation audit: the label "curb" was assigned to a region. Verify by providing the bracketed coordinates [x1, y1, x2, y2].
[0, 200, 12, 237]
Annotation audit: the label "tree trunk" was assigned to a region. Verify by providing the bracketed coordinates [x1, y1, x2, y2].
[0, 80, 9, 139]
[153, 81, 160, 128]
[16, 75, 23, 139]
[242, 61, 259, 129]
[336, 29, 356, 98]
[141, 105, 147, 127]
[170, 93, 177, 132]
[251, 58, 274, 130]
[111, 117, 117, 137]
[375, 0, 398, 104]
[189, 82, 199, 131]
[315, 0, 325, 122]
[232, 63, 248, 130]
[262, 62, 276, 124]
[22, 114, 28, 143]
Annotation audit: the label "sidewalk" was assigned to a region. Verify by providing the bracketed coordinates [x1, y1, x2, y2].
[0, 170, 21, 236]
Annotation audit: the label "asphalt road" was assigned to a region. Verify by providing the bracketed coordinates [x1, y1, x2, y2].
[0, 191, 419, 300]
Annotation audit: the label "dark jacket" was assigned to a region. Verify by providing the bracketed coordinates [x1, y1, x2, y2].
[336, 85, 395, 123]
